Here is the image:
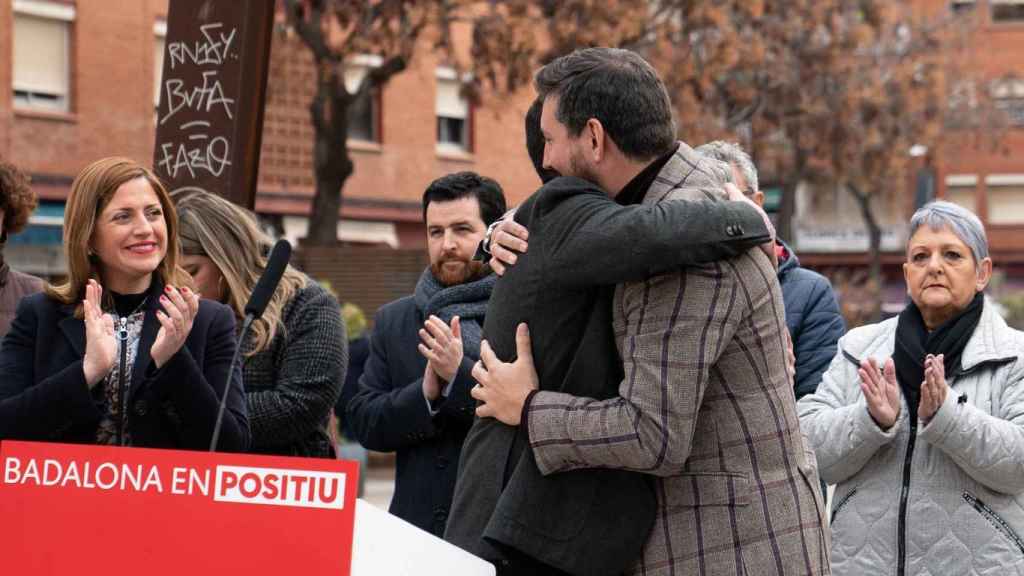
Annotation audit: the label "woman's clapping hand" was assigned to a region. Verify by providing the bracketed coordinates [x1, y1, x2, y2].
[919, 354, 948, 423]
[860, 357, 901, 430]
[82, 279, 117, 388]
[151, 285, 200, 369]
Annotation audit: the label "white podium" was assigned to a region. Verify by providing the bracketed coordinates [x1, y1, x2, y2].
[351, 499, 496, 575]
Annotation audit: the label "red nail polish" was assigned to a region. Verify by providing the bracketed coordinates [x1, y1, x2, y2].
[165, 286, 172, 292]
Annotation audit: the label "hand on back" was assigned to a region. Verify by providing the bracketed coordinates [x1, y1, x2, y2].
[488, 218, 529, 276]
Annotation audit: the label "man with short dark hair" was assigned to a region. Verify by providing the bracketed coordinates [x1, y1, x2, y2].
[462, 48, 829, 576]
[346, 171, 505, 536]
[696, 140, 846, 399]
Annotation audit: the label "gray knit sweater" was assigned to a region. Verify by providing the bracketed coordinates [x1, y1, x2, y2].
[241, 278, 347, 457]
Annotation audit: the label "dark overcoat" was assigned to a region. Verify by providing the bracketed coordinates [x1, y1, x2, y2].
[346, 295, 477, 536]
[0, 279, 249, 451]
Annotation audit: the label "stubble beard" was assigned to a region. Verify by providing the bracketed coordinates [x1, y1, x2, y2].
[569, 148, 600, 186]
[431, 257, 488, 287]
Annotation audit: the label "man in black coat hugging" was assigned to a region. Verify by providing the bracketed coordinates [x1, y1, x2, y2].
[346, 171, 506, 536]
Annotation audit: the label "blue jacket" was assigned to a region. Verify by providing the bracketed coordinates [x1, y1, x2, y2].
[777, 240, 846, 399]
[345, 295, 477, 537]
[0, 280, 249, 451]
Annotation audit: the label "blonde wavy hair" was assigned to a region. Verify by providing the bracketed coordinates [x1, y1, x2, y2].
[174, 191, 307, 355]
[46, 157, 192, 315]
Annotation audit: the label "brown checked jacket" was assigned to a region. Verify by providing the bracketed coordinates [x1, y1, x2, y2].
[525, 143, 831, 576]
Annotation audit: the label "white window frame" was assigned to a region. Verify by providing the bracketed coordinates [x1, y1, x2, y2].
[344, 55, 383, 144]
[12, 1, 75, 113]
[943, 175, 978, 213]
[991, 77, 1024, 125]
[985, 174, 1024, 225]
[435, 66, 472, 154]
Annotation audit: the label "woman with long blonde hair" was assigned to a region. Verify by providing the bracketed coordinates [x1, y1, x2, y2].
[0, 157, 249, 451]
[175, 191, 345, 458]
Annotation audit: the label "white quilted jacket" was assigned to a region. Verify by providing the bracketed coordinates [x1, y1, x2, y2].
[798, 300, 1024, 576]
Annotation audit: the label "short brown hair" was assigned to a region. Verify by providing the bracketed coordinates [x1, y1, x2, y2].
[534, 48, 676, 162]
[0, 158, 38, 238]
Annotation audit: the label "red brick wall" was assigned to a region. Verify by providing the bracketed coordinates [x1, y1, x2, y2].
[2, 1, 539, 245]
[256, 27, 541, 225]
[919, 0, 1024, 256]
[3, 0, 167, 179]
[295, 245, 429, 325]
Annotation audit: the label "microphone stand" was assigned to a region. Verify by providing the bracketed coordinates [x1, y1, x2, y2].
[209, 313, 254, 452]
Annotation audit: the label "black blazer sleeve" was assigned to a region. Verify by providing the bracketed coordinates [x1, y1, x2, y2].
[535, 178, 770, 290]
[145, 301, 249, 451]
[434, 356, 477, 429]
[0, 296, 101, 440]
[346, 306, 438, 452]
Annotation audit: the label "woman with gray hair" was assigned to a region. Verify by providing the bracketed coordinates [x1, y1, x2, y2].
[798, 200, 1024, 574]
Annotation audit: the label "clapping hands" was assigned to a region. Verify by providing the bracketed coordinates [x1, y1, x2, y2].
[151, 285, 200, 369]
[860, 357, 901, 430]
[418, 315, 463, 401]
[919, 354, 948, 423]
[860, 354, 950, 430]
[82, 279, 116, 388]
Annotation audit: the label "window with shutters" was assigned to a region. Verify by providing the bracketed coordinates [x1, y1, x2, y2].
[951, 0, 976, 15]
[986, 176, 1024, 224]
[435, 67, 471, 153]
[993, 0, 1024, 22]
[944, 176, 978, 213]
[988, 185, 1024, 224]
[992, 78, 1024, 126]
[344, 55, 382, 144]
[12, 2, 75, 113]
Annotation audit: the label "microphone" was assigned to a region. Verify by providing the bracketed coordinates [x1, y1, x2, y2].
[245, 240, 292, 319]
[210, 239, 293, 451]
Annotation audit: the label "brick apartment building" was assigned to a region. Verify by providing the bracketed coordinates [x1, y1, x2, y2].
[790, 0, 1024, 311]
[0, 0, 539, 280]
[2, 0, 1023, 316]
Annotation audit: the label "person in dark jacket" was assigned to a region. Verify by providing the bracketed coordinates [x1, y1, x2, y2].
[335, 302, 370, 438]
[175, 191, 346, 459]
[345, 172, 506, 537]
[697, 140, 845, 399]
[0, 158, 44, 337]
[0, 157, 249, 451]
[334, 302, 370, 496]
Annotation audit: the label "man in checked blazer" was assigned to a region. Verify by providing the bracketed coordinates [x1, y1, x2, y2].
[470, 48, 831, 575]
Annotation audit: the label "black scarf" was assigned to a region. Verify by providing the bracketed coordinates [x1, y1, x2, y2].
[413, 268, 496, 358]
[892, 292, 984, 421]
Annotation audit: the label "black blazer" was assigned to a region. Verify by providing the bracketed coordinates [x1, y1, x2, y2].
[0, 280, 249, 451]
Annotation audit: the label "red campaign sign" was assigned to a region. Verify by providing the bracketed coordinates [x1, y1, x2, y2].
[0, 441, 358, 575]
